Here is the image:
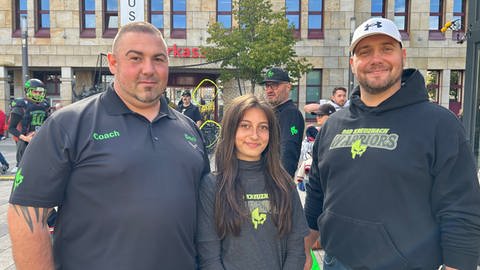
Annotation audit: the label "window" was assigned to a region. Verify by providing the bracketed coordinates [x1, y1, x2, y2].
[452, 0, 466, 33]
[33, 71, 61, 96]
[305, 70, 322, 121]
[149, 0, 164, 31]
[308, 0, 323, 39]
[286, 0, 300, 38]
[429, 0, 444, 40]
[103, 0, 118, 38]
[394, 0, 409, 39]
[217, 0, 232, 29]
[35, 0, 50, 37]
[371, 0, 386, 18]
[426, 70, 441, 103]
[80, 0, 96, 38]
[290, 84, 299, 105]
[171, 0, 186, 38]
[12, 0, 27, 37]
[449, 70, 464, 116]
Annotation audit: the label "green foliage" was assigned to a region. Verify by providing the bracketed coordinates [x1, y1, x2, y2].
[201, 0, 312, 93]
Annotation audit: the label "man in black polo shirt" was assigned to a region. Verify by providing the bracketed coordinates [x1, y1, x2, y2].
[263, 67, 305, 177]
[177, 90, 202, 126]
[8, 22, 210, 270]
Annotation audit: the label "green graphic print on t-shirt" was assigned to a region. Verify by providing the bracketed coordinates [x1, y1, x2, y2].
[245, 193, 270, 229]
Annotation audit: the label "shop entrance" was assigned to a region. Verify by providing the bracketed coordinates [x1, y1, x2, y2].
[166, 72, 220, 122]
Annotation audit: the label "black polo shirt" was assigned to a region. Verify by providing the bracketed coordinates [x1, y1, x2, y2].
[10, 85, 210, 270]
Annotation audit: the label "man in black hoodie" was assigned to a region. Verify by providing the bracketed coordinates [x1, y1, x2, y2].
[304, 17, 480, 270]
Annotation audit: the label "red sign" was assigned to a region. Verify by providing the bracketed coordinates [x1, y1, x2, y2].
[168, 44, 205, 58]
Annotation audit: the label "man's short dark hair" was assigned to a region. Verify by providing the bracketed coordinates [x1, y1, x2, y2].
[112, 22, 165, 54]
[332, 87, 347, 95]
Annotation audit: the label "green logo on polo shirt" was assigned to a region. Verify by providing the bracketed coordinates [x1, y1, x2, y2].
[93, 130, 120, 141]
[13, 168, 23, 191]
[184, 133, 197, 143]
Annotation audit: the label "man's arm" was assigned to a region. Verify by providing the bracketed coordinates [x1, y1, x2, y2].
[278, 109, 304, 177]
[303, 103, 320, 113]
[431, 117, 480, 269]
[7, 204, 54, 270]
[8, 112, 23, 138]
[194, 107, 203, 127]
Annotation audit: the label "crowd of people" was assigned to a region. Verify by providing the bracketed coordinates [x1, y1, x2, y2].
[5, 18, 480, 270]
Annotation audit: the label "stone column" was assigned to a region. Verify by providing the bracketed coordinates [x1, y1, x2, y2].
[60, 67, 73, 105]
[440, 69, 451, 109]
[0, 67, 8, 112]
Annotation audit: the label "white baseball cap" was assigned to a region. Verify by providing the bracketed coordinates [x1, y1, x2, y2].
[350, 18, 402, 53]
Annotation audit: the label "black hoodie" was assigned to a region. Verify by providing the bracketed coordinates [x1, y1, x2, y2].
[305, 69, 480, 269]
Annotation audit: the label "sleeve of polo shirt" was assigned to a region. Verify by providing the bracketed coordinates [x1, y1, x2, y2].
[279, 109, 305, 177]
[9, 117, 72, 208]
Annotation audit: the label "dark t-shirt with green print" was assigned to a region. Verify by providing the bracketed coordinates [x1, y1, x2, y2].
[197, 159, 309, 270]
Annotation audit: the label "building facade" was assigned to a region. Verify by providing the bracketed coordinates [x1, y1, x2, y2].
[0, 0, 468, 122]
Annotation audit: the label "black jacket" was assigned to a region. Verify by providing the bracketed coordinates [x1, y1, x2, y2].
[274, 99, 304, 177]
[305, 69, 480, 269]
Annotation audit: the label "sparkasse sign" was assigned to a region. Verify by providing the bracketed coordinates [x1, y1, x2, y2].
[168, 44, 205, 58]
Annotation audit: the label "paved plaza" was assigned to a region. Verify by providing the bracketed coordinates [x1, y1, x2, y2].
[0, 137, 17, 270]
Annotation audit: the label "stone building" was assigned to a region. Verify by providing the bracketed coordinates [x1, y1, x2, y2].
[0, 0, 468, 121]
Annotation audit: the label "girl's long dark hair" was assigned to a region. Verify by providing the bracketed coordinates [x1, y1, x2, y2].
[214, 94, 293, 238]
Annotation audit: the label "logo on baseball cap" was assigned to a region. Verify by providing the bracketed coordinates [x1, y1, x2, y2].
[350, 18, 402, 53]
[261, 67, 291, 84]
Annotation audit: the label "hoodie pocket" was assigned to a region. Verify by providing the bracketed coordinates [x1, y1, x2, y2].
[318, 210, 409, 269]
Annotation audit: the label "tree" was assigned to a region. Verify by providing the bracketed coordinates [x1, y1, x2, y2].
[201, 0, 312, 94]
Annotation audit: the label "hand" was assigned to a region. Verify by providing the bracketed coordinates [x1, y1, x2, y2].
[21, 132, 35, 143]
[303, 251, 313, 270]
[304, 230, 320, 270]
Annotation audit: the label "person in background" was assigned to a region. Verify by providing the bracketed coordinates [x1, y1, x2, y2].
[304, 87, 349, 114]
[8, 21, 209, 270]
[197, 94, 308, 270]
[295, 104, 336, 192]
[304, 17, 480, 270]
[177, 90, 203, 127]
[263, 67, 305, 178]
[8, 78, 50, 173]
[311, 103, 336, 127]
[0, 109, 6, 140]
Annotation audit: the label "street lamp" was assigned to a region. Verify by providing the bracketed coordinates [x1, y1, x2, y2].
[348, 17, 356, 94]
[21, 15, 29, 87]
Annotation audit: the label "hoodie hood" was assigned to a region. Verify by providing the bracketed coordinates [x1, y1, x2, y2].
[349, 69, 429, 114]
